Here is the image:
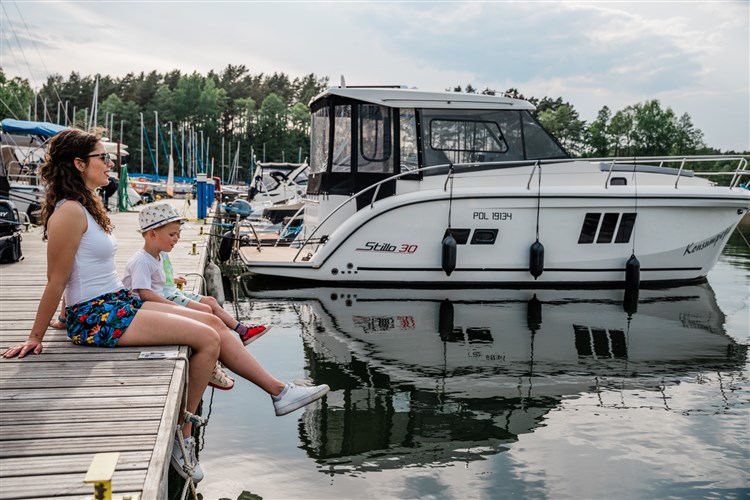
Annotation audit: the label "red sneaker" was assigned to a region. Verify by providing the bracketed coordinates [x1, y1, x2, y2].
[240, 325, 272, 346]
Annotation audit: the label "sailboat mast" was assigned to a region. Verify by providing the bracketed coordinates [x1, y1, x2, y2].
[154, 111, 159, 176]
[140, 112, 144, 174]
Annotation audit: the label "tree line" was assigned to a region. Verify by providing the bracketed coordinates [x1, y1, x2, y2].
[0, 67, 745, 181]
[1, 65, 328, 180]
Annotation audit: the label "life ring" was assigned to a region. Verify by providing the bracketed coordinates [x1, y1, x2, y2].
[131, 177, 149, 194]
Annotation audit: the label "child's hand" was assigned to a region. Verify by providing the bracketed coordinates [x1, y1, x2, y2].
[174, 276, 187, 285]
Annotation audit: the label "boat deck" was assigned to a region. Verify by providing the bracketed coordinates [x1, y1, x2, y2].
[0, 199, 209, 499]
[239, 245, 306, 263]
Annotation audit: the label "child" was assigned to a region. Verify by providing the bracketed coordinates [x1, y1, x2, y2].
[124, 203, 269, 344]
[122, 204, 239, 390]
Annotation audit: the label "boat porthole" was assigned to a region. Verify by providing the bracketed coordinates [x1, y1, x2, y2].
[346, 263, 353, 269]
[330, 293, 338, 300]
[346, 299, 353, 306]
[332, 268, 338, 275]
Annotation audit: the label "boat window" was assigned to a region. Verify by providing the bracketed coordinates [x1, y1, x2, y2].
[400, 109, 418, 173]
[358, 104, 392, 173]
[421, 110, 524, 167]
[578, 213, 601, 244]
[521, 111, 568, 159]
[596, 213, 620, 244]
[292, 170, 308, 186]
[310, 107, 330, 175]
[430, 119, 508, 159]
[615, 213, 637, 243]
[332, 105, 352, 172]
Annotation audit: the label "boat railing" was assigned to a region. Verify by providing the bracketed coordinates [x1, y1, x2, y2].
[292, 154, 749, 263]
[293, 163, 455, 261]
[597, 155, 748, 189]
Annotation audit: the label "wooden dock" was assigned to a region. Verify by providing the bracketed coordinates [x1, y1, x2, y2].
[0, 199, 211, 499]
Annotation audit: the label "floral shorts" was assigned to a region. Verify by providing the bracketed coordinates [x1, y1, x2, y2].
[66, 289, 143, 347]
[165, 290, 203, 308]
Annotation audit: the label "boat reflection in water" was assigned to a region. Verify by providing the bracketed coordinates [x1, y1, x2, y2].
[245, 283, 746, 474]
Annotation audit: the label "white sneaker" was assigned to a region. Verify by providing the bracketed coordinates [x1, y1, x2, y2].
[170, 435, 204, 483]
[272, 381, 330, 416]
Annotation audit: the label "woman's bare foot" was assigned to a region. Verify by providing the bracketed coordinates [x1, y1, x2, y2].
[49, 317, 66, 329]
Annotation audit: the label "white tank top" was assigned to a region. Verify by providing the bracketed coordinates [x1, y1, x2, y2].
[57, 200, 124, 305]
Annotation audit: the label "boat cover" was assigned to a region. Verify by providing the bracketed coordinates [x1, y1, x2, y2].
[1, 119, 69, 138]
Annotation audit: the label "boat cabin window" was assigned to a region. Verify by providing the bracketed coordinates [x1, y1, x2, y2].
[420, 109, 568, 170]
[358, 104, 392, 173]
[310, 106, 330, 176]
[400, 109, 418, 173]
[430, 118, 508, 162]
[332, 105, 352, 172]
[521, 112, 567, 159]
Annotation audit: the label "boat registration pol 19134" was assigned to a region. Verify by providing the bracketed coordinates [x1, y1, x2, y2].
[473, 211, 513, 220]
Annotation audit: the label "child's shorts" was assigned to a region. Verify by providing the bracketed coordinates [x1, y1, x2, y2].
[66, 289, 143, 347]
[165, 290, 203, 308]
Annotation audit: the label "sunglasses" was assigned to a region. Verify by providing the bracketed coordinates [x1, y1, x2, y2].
[83, 152, 112, 163]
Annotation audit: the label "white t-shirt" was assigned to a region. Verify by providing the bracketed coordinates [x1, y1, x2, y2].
[58, 200, 124, 305]
[122, 249, 165, 299]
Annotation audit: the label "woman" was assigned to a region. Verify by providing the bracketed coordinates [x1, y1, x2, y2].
[2, 129, 329, 483]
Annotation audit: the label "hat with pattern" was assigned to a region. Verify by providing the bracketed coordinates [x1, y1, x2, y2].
[138, 203, 187, 233]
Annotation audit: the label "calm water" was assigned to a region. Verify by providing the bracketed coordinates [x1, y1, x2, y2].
[197, 228, 749, 500]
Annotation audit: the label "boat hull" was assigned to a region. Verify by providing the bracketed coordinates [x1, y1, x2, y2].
[240, 186, 749, 285]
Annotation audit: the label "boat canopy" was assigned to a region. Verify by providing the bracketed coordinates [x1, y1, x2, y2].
[0, 119, 69, 138]
[306, 87, 569, 204]
[310, 87, 537, 111]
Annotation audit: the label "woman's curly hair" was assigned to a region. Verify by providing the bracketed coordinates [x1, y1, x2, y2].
[39, 129, 113, 234]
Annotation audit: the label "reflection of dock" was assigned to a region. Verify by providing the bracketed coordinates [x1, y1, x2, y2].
[249, 285, 745, 473]
[0, 200, 210, 498]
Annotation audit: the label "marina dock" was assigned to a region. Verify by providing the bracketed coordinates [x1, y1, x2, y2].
[0, 199, 210, 499]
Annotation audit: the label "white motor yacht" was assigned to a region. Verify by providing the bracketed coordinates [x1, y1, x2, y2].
[239, 87, 750, 286]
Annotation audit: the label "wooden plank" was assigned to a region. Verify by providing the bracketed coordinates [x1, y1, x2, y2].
[1, 435, 157, 457]
[0, 385, 169, 400]
[0, 450, 151, 476]
[2, 375, 172, 390]
[0, 407, 162, 425]
[0, 365, 175, 379]
[0, 470, 145, 499]
[0, 421, 159, 440]
[0, 395, 167, 412]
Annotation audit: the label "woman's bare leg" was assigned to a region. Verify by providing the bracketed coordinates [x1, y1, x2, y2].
[118, 302, 221, 436]
[217, 329, 285, 395]
[151, 304, 286, 396]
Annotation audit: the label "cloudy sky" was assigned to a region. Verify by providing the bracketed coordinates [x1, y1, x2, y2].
[1, 1, 748, 151]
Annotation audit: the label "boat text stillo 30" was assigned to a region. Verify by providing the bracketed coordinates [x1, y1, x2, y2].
[239, 87, 750, 286]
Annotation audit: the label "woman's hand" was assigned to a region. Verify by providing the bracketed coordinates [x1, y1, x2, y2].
[2, 339, 43, 358]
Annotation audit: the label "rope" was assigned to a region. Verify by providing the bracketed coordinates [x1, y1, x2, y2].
[534, 161, 541, 240]
[631, 158, 638, 254]
[447, 165, 454, 229]
[170, 353, 204, 498]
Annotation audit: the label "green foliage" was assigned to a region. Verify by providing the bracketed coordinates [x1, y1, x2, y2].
[0, 70, 33, 119]
[3, 66, 328, 178]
